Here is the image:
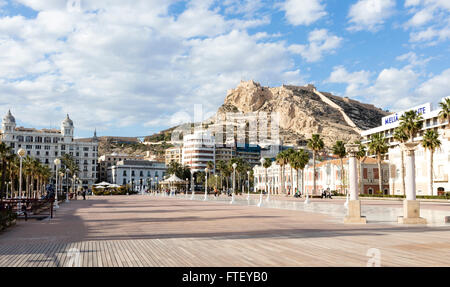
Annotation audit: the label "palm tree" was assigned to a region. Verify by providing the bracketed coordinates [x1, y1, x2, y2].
[332, 141, 347, 194]
[8, 155, 19, 197]
[285, 149, 296, 195]
[399, 110, 424, 142]
[276, 150, 289, 195]
[368, 133, 389, 194]
[23, 156, 35, 198]
[216, 160, 227, 191]
[307, 134, 324, 196]
[438, 98, 450, 128]
[262, 158, 273, 195]
[355, 141, 367, 194]
[290, 150, 309, 196]
[393, 128, 408, 196]
[422, 130, 441, 196]
[0, 142, 13, 199]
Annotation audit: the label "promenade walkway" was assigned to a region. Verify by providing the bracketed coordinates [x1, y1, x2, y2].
[0, 195, 449, 267]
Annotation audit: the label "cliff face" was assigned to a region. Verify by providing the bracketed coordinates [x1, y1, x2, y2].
[216, 80, 389, 147]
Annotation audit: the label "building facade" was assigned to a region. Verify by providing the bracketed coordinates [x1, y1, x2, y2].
[108, 160, 167, 191]
[1, 111, 99, 190]
[98, 153, 144, 182]
[361, 100, 449, 195]
[165, 147, 182, 165]
[253, 157, 389, 196]
[182, 131, 215, 172]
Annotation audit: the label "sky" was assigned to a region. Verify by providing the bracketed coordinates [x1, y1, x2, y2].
[0, 0, 449, 138]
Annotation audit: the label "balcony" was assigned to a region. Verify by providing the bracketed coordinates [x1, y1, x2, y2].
[434, 174, 448, 183]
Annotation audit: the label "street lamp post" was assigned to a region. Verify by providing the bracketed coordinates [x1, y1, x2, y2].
[190, 171, 195, 200]
[155, 176, 158, 195]
[247, 171, 250, 201]
[230, 163, 237, 204]
[17, 148, 25, 214]
[185, 178, 189, 198]
[204, 168, 209, 201]
[65, 170, 70, 202]
[54, 158, 61, 209]
[258, 158, 264, 207]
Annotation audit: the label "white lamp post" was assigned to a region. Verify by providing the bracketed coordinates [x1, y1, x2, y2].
[230, 163, 237, 204]
[204, 167, 209, 201]
[246, 171, 250, 201]
[185, 178, 189, 198]
[190, 170, 195, 200]
[65, 170, 70, 202]
[258, 158, 264, 207]
[54, 158, 61, 209]
[17, 149, 26, 214]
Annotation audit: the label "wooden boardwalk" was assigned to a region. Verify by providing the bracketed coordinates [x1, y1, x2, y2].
[0, 195, 449, 267]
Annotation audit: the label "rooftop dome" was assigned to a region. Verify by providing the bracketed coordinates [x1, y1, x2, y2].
[62, 114, 73, 127]
[3, 110, 15, 123]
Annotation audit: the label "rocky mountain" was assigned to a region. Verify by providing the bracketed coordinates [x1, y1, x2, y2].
[215, 80, 389, 147]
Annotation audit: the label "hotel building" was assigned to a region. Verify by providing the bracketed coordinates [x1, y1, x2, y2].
[1, 111, 99, 190]
[361, 101, 449, 195]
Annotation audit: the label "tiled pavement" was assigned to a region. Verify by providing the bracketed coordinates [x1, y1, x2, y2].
[0, 195, 449, 267]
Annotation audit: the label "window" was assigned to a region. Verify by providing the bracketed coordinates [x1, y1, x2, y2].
[132, 170, 135, 176]
[17, 136, 24, 142]
[61, 145, 66, 150]
[44, 146, 50, 150]
[35, 145, 41, 150]
[53, 137, 59, 143]
[140, 171, 143, 177]
[84, 153, 88, 157]
[123, 170, 127, 176]
[44, 137, 51, 143]
[26, 145, 32, 149]
[84, 147, 89, 151]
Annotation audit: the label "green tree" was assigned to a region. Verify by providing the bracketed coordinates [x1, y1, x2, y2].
[332, 141, 347, 194]
[290, 150, 309, 196]
[399, 110, 424, 142]
[421, 130, 441, 196]
[393, 128, 408, 196]
[0, 142, 13, 199]
[262, 158, 273, 194]
[307, 134, 324, 196]
[438, 98, 450, 128]
[368, 133, 389, 194]
[355, 141, 366, 194]
[275, 150, 289, 195]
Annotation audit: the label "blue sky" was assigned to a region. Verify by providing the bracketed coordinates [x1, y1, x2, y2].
[0, 0, 449, 138]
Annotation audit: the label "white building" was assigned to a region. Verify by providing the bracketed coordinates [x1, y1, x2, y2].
[182, 130, 215, 172]
[108, 160, 167, 191]
[361, 101, 449, 195]
[253, 157, 389, 196]
[98, 152, 144, 182]
[1, 111, 99, 190]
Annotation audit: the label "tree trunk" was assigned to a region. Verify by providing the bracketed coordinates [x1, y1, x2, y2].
[312, 152, 316, 197]
[340, 158, 344, 195]
[429, 150, 434, 196]
[297, 169, 300, 195]
[378, 156, 383, 194]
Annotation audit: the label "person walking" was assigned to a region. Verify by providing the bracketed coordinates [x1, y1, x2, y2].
[82, 189, 86, 200]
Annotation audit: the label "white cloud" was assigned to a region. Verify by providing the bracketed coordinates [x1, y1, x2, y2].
[288, 29, 342, 62]
[404, 0, 450, 44]
[326, 66, 372, 97]
[347, 0, 396, 32]
[282, 0, 327, 26]
[417, 68, 450, 103]
[0, 1, 305, 136]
